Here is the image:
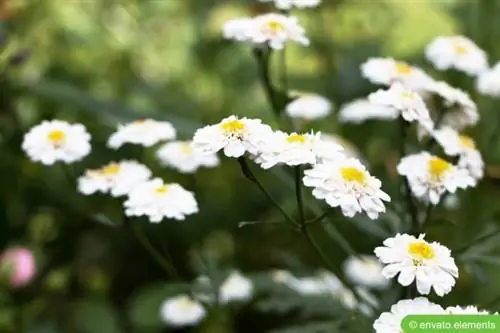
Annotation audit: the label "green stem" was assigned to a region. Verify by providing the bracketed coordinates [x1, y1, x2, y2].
[294, 166, 306, 224]
[420, 203, 433, 232]
[305, 208, 333, 224]
[253, 47, 281, 117]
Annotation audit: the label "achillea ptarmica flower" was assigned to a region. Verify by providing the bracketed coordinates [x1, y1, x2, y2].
[124, 178, 198, 222]
[256, 131, 343, 169]
[368, 83, 433, 130]
[285, 93, 332, 120]
[337, 98, 399, 124]
[107, 119, 176, 149]
[77, 160, 151, 197]
[156, 141, 219, 174]
[0, 247, 36, 288]
[373, 297, 445, 333]
[446, 306, 490, 314]
[319, 133, 361, 161]
[192, 115, 273, 158]
[343, 255, 389, 290]
[397, 151, 475, 204]
[361, 57, 433, 90]
[425, 35, 488, 76]
[222, 18, 254, 42]
[160, 295, 206, 327]
[303, 157, 390, 219]
[22, 120, 91, 165]
[219, 271, 254, 304]
[374, 234, 458, 297]
[476, 62, 500, 97]
[259, 0, 321, 10]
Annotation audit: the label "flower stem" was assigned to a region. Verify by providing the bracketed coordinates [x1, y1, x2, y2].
[399, 117, 419, 232]
[253, 47, 281, 118]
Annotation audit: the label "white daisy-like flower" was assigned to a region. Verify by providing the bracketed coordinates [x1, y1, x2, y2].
[343, 255, 389, 290]
[397, 151, 475, 204]
[285, 93, 332, 120]
[107, 119, 176, 149]
[428, 81, 478, 130]
[257, 131, 343, 169]
[222, 18, 253, 41]
[360, 58, 434, 90]
[303, 157, 390, 219]
[271, 269, 295, 284]
[192, 115, 273, 158]
[425, 35, 488, 76]
[446, 305, 489, 314]
[78, 161, 151, 197]
[337, 98, 399, 124]
[373, 297, 445, 333]
[319, 133, 361, 161]
[219, 271, 254, 304]
[259, 0, 321, 10]
[124, 178, 198, 222]
[160, 295, 206, 327]
[22, 120, 91, 165]
[156, 141, 219, 174]
[368, 83, 434, 130]
[476, 62, 500, 97]
[374, 233, 459, 297]
[249, 13, 309, 50]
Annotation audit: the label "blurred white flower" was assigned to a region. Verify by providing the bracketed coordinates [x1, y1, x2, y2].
[446, 305, 489, 314]
[373, 297, 445, 333]
[343, 255, 389, 290]
[124, 178, 198, 222]
[443, 194, 459, 210]
[256, 131, 343, 169]
[259, 0, 321, 10]
[250, 14, 309, 50]
[271, 269, 296, 284]
[428, 81, 478, 130]
[219, 271, 254, 303]
[156, 141, 219, 174]
[368, 83, 433, 130]
[22, 120, 91, 165]
[285, 93, 332, 120]
[107, 119, 176, 149]
[397, 151, 475, 204]
[78, 160, 151, 197]
[319, 133, 361, 161]
[360, 58, 433, 90]
[338, 98, 399, 124]
[375, 233, 458, 297]
[303, 157, 390, 219]
[192, 115, 273, 158]
[222, 18, 254, 41]
[338, 286, 379, 316]
[160, 295, 206, 327]
[476, 62, 500, 97]
[425, 35, 488, 76]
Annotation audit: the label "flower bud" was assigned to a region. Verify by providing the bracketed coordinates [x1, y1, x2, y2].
[0, 247, 36, 288]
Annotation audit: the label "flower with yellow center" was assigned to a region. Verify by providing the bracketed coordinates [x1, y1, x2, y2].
[375, 234, 458, 297]
[395, 61, 413, 75]
[221, 119, 246, 135]
[160, 295, 206, 327]
[428, 157, 451, 181]
[47, 130, 66, 146]
[459, 135, 476, 149]
[248, 13, 309, 50]
[101, 162, 121, 176]
[286, 133, 306, 143]
[157, 141, 219, 174]
[107, 119, 176, 149]
[340, 167, 366, 184]
[264, 20, 286, 34]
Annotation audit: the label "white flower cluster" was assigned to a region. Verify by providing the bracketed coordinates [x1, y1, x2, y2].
[259, 0, 321, 10]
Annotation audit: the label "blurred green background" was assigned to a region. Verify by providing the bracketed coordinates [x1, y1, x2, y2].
[2, 0, 500, 332]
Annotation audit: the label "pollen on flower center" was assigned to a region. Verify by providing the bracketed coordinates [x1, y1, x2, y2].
[221, 119, 245, 135]
[287, 133, 306, 144]
[101, 163, 121, 175]
[454, 43, 468, 55]
[47, 130, 66, 145]
[340, 167, 366, 184]
[428, 157, 451, 179]
[459, 135, 476, 149]
[178, 298, 196, 312]
[408, 241, 435, 263]
[155, 185, 169, 194]
[395, 62, 413, 75]
[265, 20, 286, 34]
[180, 142, 193, 154]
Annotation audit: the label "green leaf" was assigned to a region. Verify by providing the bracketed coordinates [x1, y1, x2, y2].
[72, 300, 120, 333]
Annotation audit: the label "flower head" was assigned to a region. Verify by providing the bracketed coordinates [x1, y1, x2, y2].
[219, 271, 254, 304]
[303, 157, 390, 219]
[78, 160, 151, 197]
[160, 295, 206, 327]
[124, 178, 198, 222]
[343, 255, 389, 290]
[425, 35, 488, 76]
[375, 234, 458, 297]
[22, 120, 91, 165]
[285, 93, 332, 120]
[0, 247, 36, 288]
[338, 98, 399, 124]
[476, 62, 500, 97]
[373, 297, 445, 333]
[397, 151, 475, 204]
[259, 0, 321, 10]
[223, 18, 254, 41]
[446, 305, 490, 314]
[107, 119, 176, 149]
[156, 141, 219, 174]
[319, 134, 361, 161]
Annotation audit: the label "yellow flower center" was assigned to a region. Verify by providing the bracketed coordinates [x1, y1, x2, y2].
[401, 90, 417, 100]
[408, 241, 435, 266]
[101, 163, 121, 176]
[340, 167, 366, 184]
[286, 133, 306, 144]
[47, 130, 65, 145]
[178, 298, 196, 312]
[459, 135, 476, 149]
[180, 142, 193, 154]
[134, 119, 146, 124]
[155, 185, 169, 194]
[266, 20, 286, 33]
[454, 42, 468, 55]
[428, 157, 451, 179]
[221, 119, 245, 135]
[395, 62, 413, 75]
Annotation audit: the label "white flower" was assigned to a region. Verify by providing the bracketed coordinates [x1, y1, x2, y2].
[343, 255, 389, 290]
[476, 62, 500, 97]
[78, 161, 151, 197]
[285, 93, 332, 120]
[338, 98, 399, 124]
[192, 115, 273, 158]
[257, 131, 343, 169]
[428, 81, 478, 130]
[373, 297, 445, 333]
[124, 178, 198, 222]
[368, 83, 433, 130]
[271, 269, 295, 284]
[223, 18, 253, 41]
[219, 271, 254, 303]
[446, 305, 489, 314]
[22, 120, 91, 165]
[397, 151, 475, 204]
[360, 58, 433, 90]
[160, 295, 206, 327]
[375, 233, 459, 297]
[249, 14, 309, 50]
[303, 157, 390, 219]
[259, 0, 321, 10]
[425, 35, 488, 76]
[319, 133, 361, 161]
[156, 141, 219, 174]
[107, 119, 176, 149]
